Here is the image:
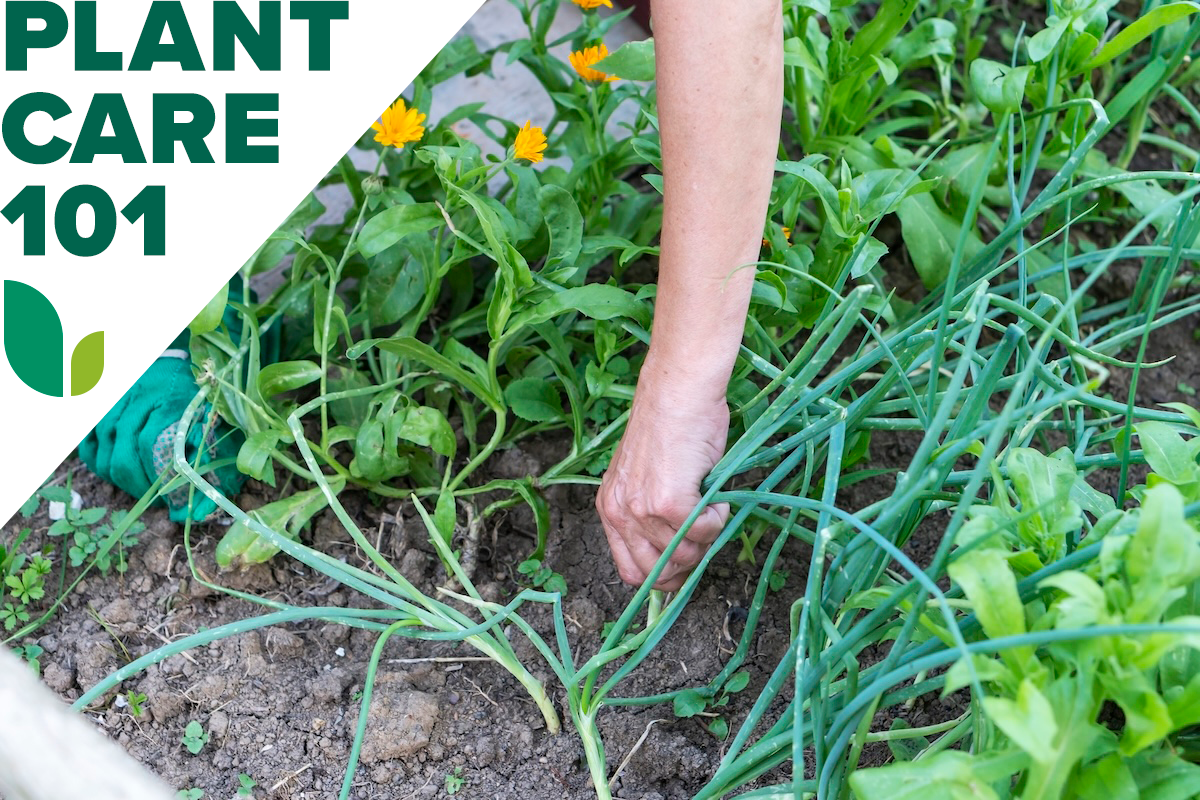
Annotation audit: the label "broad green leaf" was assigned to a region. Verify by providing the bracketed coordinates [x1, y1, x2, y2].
[506, 285, 651, 333]
[849, 0, 919, 61]
[538, 185, 584, 276]
[505, 377, 564, 423]
[982, 680, 1058, 764]
[724, 670, 751, 693]
[236, 430, 282, 485]
[215, 480, 342, 568]
[257, 361, 322, 398]
[848, 236, 889, 278]
[189, 284, 228, 336]
[357, 203, 442, 258]
[950, 548, 1032, 670]
[1102, 671, 1174, 756]
[1007, 447, 1082, 553]
[593, 38, 655, 81]
[1136, 421, 1199, 486]
[895, 194, 984, 288]
[433, 492, 456, 547]
[1126, 484, 1200, 591]
[849, 751, 1001, 800]
[398, 406, 456, 458]
[326, 365, 374, 428]
[1027, 16, 1070, 63]
[775, 158, 847, 237]
[673, 689, 707, 718]
[1072, 753, 1138, 800]
[366, 243, 427, 327]
[1126, 749, 1200, 800]
[970, 59, 1033, 114]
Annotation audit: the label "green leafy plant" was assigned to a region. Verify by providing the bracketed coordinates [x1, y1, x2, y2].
[126, 690, 147, 717]
[181, 720, 209, 755]
[47, 502, 144, 574]
[176, 789, 203, 800]
[444, 766, 465, 795]
[11, 643, 44, 675]
[236, 773, 256, 797]
[517, 558, 567, 595]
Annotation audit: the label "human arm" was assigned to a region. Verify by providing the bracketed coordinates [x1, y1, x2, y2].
[595, 0, 783, 590]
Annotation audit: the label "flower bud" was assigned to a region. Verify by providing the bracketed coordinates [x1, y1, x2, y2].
[362, 175, 384, 196]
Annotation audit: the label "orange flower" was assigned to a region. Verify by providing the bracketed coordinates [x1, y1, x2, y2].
[570, 43, 618, 83]
[371, 98, 426, 149]
[572, 0, 612, 8]
[763, 225, 793, 247]
[514, 120, 548, 163]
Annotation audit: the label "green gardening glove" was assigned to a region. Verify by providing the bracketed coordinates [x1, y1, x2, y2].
[78, 285, 278, 522]
[78, 331, 247, 522]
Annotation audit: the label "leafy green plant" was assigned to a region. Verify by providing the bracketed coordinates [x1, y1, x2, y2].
[47, 503, 144, 574]
[11, 643, 44, 675]
[176, 789, 203, 800]
[236, 773, 256, 797]
[126, 690, 147, 717]
[444, 766, 465, 795]
[517, 558, 567, 595]
[181, 720, 209, 755]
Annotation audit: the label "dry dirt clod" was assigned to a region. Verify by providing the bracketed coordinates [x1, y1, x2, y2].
[359, 689, 440, 763]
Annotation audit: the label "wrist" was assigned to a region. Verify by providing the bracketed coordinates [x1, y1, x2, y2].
[637, 346, 735, 409]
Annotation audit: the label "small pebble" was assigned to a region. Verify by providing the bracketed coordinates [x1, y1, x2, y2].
[335, 647, 345, 658]
[47, 490, 82, 520]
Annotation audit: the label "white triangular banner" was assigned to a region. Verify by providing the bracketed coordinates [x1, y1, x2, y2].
[0, 0, 486, 520]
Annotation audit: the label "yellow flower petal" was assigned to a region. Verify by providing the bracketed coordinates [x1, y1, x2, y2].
[514, 120, 548, 164]
[372, 98, 426, 149]
[569, 43, 617, 83]
[572, 0, 613, 8]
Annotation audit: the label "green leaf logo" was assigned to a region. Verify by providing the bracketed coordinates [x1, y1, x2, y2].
[3, 281, 104, 397]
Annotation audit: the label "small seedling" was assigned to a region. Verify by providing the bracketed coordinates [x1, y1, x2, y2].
[674, 669, 752, 738]
[237, 773, 256, 797]
[1, 529, 52, 632]
[517, 559, 567, 595]
[12, 643, 44, 675]
[767, 569, 788, 592]
[444, 766, 465, 795]
[47, 502, 145, 574]
[176, 789, 203, 800]
[126, 690, 148, 717]
[707, 717, 730, 740]
[181, 720, 209, 755]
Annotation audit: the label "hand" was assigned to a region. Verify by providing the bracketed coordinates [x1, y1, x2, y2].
[596, 367, 731, 591]
[78, 349, 246, 523]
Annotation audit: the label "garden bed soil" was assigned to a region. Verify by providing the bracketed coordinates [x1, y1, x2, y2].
[7, 310, 1198, 799]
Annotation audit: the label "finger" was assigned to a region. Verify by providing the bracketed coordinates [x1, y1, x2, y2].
[597, 500, 647, 587]
[601, 517, 646, 586]
[684, 502, 730, 547]
[627, 537, 676, 586]
[653, 572, 689, 592]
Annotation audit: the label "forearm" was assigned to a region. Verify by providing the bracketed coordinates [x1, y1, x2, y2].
[645, 0, 783, 404]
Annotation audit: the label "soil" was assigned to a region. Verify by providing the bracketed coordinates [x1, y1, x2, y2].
[4, 443, 805, 800]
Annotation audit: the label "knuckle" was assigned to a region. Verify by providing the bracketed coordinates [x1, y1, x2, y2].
[616, 565, 641, 586]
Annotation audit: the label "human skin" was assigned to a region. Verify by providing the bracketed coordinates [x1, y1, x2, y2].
[596, 0, 784, 590]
